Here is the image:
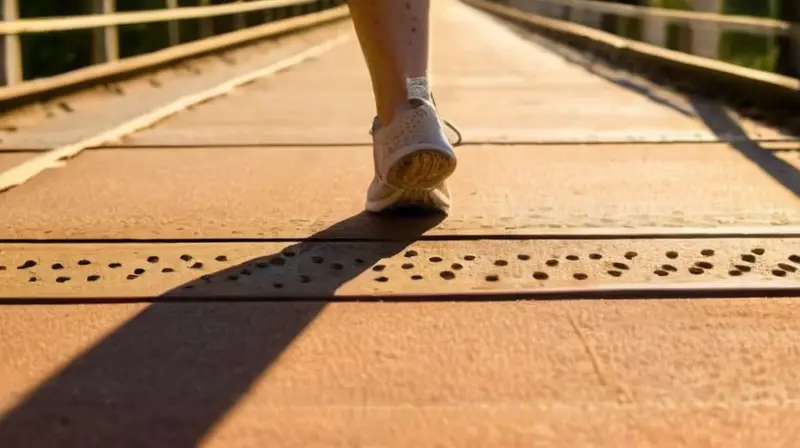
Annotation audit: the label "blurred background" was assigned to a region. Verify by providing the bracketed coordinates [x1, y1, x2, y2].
[6, 0, 344, 83]
[603, 0, 792, 75]
[3, 0, 798, 84]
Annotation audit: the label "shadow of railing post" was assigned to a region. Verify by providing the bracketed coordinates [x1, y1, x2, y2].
[689, 98, 800, 199]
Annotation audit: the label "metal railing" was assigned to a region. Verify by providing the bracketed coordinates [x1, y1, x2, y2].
[0, 0, 345, 87]
[493, 0, 799, 77]
[504, 0, 793, 34]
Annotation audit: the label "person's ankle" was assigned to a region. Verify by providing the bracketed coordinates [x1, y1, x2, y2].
[407, 77, 431, 101]
[373, 78, 434, 132]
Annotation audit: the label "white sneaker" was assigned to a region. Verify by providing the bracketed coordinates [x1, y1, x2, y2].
[365, 86, 462, 214]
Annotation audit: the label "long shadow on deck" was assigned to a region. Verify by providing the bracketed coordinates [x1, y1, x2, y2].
[490, 12, 800, 199]
[0, 211, 443, 448]
[688, 99, 800, 199]
[487, 13, 698, 119]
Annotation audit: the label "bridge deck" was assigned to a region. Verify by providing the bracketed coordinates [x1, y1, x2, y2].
[0, 1, 798, 446]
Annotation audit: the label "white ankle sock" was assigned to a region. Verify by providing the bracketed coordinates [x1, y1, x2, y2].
[407, 77, 431, 101]
[371, 77, 432, 132]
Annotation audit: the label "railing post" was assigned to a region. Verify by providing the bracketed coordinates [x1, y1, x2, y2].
[568, 3, 601, 29]
[199, 0, 214, 38]
[689, 0, 721, 58]
[778, 0, 799, 78]
[92, 0, 119, 64]
[167, 0, 180, 46]
[233, 0, 246, 30]
[1, 0, 22, 85]
[642, 1, 667, 47]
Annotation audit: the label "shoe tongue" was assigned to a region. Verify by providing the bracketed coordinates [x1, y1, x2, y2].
[407, 77, 431, 101]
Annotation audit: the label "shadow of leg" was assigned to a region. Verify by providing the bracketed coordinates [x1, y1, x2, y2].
[0, 211, 444, 448]
[162, 210, 445, 298]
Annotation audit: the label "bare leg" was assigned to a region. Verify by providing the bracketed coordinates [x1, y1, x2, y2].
[351, 0, 457, 215]
[397, 0, 431, 80]
[347, 0, 431, 124]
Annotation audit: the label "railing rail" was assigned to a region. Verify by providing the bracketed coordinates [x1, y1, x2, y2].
[468, 0, 800, 118]
[505, 0, 794, 35]
[1, 0, 341, 87]
[498, 0, 799, 77]
[0, 0, 314, 34]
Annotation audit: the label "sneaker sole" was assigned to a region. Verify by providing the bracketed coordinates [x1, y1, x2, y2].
[366, 187, 451, 215]
[386, 149, 457, 190]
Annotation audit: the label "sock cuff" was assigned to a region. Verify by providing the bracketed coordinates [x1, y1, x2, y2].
[407, 77, 431, 100]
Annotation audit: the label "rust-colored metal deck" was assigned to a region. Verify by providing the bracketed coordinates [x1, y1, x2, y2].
[1, 0, 798, 446]
[1, 239, 798, 299]
[1, 300, 799, 447]
[2, 144, 798, 239]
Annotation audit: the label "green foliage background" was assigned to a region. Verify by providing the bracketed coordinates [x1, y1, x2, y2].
[14, 0, 795, 80]
[612, 0, 785, 72]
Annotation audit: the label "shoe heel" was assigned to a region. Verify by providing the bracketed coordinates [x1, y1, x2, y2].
[386, 148, 457, 190]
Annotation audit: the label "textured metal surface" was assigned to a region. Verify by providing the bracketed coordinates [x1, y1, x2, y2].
[1, 0, 799, 445]
[115, 0, 793, 148]
[0, 144, 797, 239]
[1, 300, 799, 446]
[1, 239, 796, 299]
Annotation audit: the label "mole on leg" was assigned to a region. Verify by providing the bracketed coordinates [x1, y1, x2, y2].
[346, 0, 432, 123]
